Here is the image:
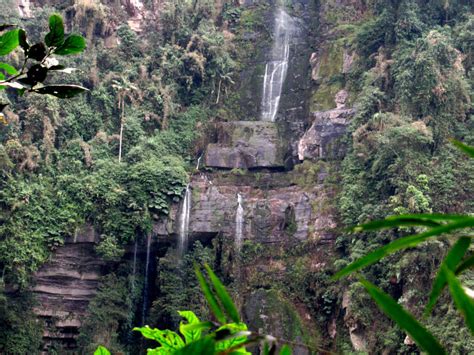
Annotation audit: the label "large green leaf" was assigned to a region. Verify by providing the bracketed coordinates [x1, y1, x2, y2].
[55, 34, 86, 55]
[451, 140, 474, 158]
[0, 29, 20, 56]
[93, 345, 111, 355]
[359, 278, 446, 355]
[174, 337, 215, 355]
[204, 264, 240, 323]
[0, 62, 18, 75]
[333, 218, 474, 279]
[425, 237, 471, 316]
[45, 14, 64, 47]
[133, 326, 185, 350]
[456, 255, 474, 275]
[215, 322, 250, 354]
[178, 310, 202, 344]
[352, 213, 468, 232]
[195, 264, 226, 324]
[443, 266, 474, 334]
[33, 84, 89, 98]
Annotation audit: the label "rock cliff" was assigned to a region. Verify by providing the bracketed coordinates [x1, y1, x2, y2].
[25, 0, 367, 351]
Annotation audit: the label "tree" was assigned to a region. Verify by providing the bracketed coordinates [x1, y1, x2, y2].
[111, 77, 139, 162]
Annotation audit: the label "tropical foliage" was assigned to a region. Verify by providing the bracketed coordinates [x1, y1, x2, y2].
[335, 143, 474, 354]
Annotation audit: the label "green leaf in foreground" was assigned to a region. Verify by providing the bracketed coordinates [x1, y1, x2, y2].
[195, 264, 226, 324]
[425, 237, 471, 316]
[178, 310, 202, 343]
[280, 344, 292, 355]
[0, 29, 20, 56]
[443, 266, 474, 334]
[451, 140, 474, 158]
[359, 278, 446, 355]
[55, 34, 86, 55]
[0, 62, 18, 75]
[33, 84, 89, 98]
[333, 218, 474, 280]
[352, 213, 469, 232]
[456, 255, 474, 276]
[204, 263, 241, 323]
[45, 14, 64, 47]
[174, 337, 215, 355]
[93, 345, 111, 355]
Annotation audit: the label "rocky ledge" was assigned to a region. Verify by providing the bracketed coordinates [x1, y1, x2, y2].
[298, 90, 355, 160]
[32, 225, 106, 352]
[205, 121, 291, 170]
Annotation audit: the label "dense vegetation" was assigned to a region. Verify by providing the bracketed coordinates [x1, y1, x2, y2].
[0, 0, 473, 354]
[0, 1, 236, 352]
[336, 0, 474, 352]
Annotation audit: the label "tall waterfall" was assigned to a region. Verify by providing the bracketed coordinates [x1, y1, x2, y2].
[142, 233, 152, 324]
[235, 193, 244, 250]
[178, 184, 192, 256]
[261, 7, 296, 122]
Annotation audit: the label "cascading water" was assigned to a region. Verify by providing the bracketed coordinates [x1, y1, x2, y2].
[235, 194, 244, 250]
[261, 7, 297, 122]
[141, 233, 152, 324]
[178, 184, 192, 256]
[196, 155, 202, 171]
[131, 239, 138, 293]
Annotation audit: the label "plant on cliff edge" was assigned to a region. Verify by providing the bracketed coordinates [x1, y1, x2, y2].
[334, 141, 474, 354]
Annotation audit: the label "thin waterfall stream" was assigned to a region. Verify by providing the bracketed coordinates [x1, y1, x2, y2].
[261, 7, 297, 122]
[131, 239, 138, 293]
[178, 184, 192, 257]
[141, 233, 152, 324]
[235, 193, 244, 251]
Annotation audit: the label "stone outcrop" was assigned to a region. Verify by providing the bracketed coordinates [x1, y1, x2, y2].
[298, 90, 354, 160]
[156, 170, 337, 248]
[205, 122, 291, 170]
[32, 225, 106, 351]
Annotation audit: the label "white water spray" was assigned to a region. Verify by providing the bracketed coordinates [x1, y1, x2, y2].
[178, 185, 192, 256]
[261, 7, 297, 122]
[142, 233, 152, 324]
[235, 194, 244, 250]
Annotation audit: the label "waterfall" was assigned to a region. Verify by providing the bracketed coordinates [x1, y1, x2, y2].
[142, 233, 152, 324]
[131, 239, 138, 293]
[196, 155, 202, 170]
[235, 193, 244, 251]
[261, 7, 296, 122]
[178, 185, 192, 256]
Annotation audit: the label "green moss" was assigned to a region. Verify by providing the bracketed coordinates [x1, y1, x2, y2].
[291, 160, 327, 189]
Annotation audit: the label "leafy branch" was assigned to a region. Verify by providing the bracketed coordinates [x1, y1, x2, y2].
[0, 14, 88, 114]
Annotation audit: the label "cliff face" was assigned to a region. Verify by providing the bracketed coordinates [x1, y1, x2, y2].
[33, 225, 106, 351]
[23, 0, 368, 351]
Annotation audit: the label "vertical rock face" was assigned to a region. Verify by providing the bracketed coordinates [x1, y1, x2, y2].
[298, 90, 355, 161]
[33, 225, 106, 351]
[205, 122, 291, 170]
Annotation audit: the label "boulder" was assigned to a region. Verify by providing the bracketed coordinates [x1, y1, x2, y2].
[205, 121, 290, 169]
[298, 90, 354, 160]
